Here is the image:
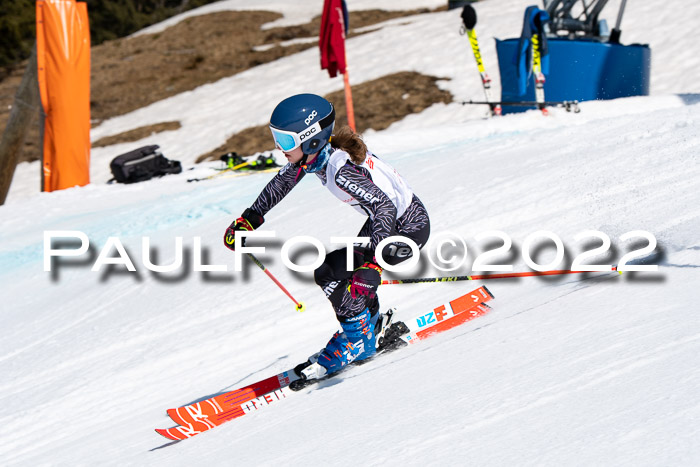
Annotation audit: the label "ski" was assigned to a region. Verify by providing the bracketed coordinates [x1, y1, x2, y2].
[283, 285, 492, 391]
[187, 166, 279, 183]
[155, 285, 495, 441]
[287, 299, 494, 392]
[460, 5, 502, 116]
[462, 99, 580, 113]
[155, 371, 300, 441]
[187, 154, 281, 182]
[400, 286, 493, 344]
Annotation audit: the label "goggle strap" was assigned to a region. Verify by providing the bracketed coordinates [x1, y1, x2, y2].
[317, 105, 335, 132]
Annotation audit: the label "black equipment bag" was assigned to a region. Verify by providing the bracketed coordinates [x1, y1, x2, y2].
[109, 145, 182, 184]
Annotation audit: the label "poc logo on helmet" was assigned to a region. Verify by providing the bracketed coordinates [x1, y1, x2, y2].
[299, 126, 318, 141]
[304, 110, 318, 125]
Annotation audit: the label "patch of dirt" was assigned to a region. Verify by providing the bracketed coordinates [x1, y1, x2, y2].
[92, 7, 441, 123]
[91, 121, 181, 148]
[0, 6, 447, 164]
[196, 71, 453, 162]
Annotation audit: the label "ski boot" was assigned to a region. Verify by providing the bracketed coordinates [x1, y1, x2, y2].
[292, 308, 394, 388]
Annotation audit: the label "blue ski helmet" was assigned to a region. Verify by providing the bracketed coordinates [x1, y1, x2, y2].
[269, 94, 335, 156]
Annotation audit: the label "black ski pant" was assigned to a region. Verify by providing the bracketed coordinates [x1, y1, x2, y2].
[314, 195, 430, 320]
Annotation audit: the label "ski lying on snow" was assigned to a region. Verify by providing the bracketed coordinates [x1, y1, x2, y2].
[155, 285, 495, 441]
[187, 167, 279, 182]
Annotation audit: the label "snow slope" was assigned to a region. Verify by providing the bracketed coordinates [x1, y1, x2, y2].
[1, 0, 700, 465]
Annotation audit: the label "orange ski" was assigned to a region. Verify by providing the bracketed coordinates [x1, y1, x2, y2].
[408, 303, 491, 342]
[157, 372, 297, 440]
[401, 286, 493, 336]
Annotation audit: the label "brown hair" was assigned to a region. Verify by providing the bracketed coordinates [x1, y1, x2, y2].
[330, 125, 368, 165]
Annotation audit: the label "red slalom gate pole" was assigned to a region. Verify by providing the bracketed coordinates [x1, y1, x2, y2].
[343, 63, 356, 131]
[247, 253, 306, 312]
[381, 267, 619, 285]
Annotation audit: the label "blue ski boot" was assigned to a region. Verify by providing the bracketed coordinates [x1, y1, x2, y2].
[292, 308, 399, 388]
[317, 308, 377, 374]
[296, 308, 384, 381]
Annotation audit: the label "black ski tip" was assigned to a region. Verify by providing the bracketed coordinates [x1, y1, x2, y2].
[483, 285, 495, 299]
[461, 4, 477, 30]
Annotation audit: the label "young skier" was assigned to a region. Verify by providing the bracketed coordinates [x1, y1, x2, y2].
[224, 93, 430, 381]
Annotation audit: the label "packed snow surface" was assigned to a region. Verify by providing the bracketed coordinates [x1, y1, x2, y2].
[1, 0, 699, 465]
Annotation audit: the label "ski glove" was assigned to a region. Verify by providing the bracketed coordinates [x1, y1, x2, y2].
[223, 208, 264, 251]
[349, 257, 383, 299]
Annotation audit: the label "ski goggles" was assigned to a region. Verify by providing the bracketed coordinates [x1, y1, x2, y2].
[269, 108, 335, 152]
[269, 125, 316, 152]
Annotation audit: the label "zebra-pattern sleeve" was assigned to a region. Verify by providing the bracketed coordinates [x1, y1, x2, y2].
[334, 162, 397, 249]
[250, 163, 305, 217]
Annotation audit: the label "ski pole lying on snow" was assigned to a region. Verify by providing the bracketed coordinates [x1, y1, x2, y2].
[246, 253, 306, 312]
[382, 267, 618, 285]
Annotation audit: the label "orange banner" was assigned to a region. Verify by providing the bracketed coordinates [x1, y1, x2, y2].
[36, 0, 91, 192]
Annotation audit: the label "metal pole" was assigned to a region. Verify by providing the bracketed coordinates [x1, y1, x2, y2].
[247, 253, 306, 312]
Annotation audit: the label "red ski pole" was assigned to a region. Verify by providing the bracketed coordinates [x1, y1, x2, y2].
[381, 267, 618, 285]
[247, 253, 306, 312]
